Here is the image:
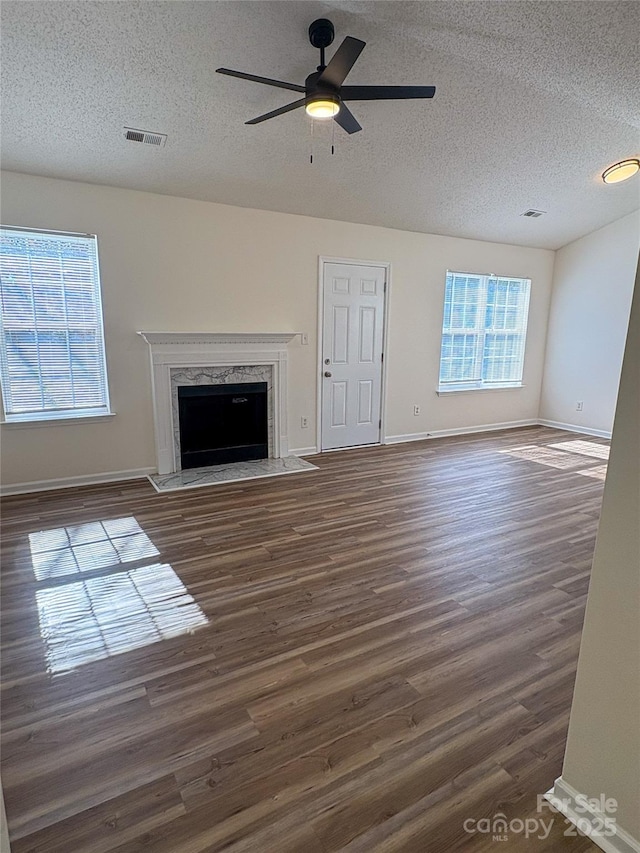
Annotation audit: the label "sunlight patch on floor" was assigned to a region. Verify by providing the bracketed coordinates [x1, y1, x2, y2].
[29, 517, 159, 580]
[499, 445, 591, 470]
[36, 563, 208, 674]
[548, 440, 610, 460]
[500, 440, 609, 477]
[577, 465, 608, 481]
[29, 517, 207, 674]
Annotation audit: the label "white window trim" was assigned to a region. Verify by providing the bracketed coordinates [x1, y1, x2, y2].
[436, 383, 525, 395]
[437, 269, 531, 392]
[1, 410, 116, 428]
[0, 225, 113, 423]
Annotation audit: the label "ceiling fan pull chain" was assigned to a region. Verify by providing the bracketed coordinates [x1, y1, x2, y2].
[309, 114, 314, 164]
[331, 119, 335, 156]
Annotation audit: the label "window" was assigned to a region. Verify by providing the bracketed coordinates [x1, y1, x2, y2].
[438, 270, 531, 391]
[0, 226, 111, 422]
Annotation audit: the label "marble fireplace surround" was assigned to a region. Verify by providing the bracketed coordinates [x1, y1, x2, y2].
[138, 332, 297, 475]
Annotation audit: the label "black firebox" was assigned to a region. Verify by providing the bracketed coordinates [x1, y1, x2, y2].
[178, 382, 268, 469]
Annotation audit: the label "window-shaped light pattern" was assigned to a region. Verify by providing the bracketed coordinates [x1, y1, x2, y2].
[29, 517, 207, 674]
[499, 440, 609, 481]
[0, 228, 110, 420]
[29, 516, 159, 580]
[439, 272, 531, 389]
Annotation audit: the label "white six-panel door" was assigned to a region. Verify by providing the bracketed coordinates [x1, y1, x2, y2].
[321, 262, 386, 450]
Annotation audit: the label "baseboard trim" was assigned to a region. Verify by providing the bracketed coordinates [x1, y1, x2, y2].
[1, 419, 611, 496]
[385, 419, 538, 445]
[538, 419, 612, 439]
[288, 446, 318, 457]
[0, 467, 156, 497]
[384, 431, 431, 445]
[545, 777, 640, 853]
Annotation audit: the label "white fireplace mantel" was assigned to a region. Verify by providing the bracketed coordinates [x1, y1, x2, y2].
[138, 331, 298, 474]
[138, 332, 298, 347]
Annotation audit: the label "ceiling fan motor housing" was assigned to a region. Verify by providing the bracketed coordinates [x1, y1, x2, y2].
[304, 71, 341, 114]
[305, 70, 339, 97]
[308, 19, 335, 50]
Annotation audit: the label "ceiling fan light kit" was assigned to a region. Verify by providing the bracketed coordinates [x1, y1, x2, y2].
[216, 18, 435, 136]
[305, 95, 341, 119]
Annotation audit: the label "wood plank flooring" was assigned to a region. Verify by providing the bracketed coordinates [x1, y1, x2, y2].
[0, 427, 609, 852]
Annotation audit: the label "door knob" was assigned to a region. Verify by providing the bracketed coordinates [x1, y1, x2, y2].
[324, 371, 332, 377]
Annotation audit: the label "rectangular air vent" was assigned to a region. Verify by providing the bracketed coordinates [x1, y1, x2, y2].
[124, 127, 167, 147]
[522, 209, 546, 218]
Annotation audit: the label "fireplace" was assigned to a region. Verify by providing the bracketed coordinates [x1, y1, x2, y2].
[137, 332, 297, 475]
[178, 382, 268, 468]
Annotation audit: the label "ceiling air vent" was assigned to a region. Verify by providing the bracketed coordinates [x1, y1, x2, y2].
[124, 127, 167, 147]
[522, 209, 546, 218]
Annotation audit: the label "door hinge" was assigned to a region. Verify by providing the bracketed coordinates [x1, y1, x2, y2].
[381, 352, 384, 363]
[379, 419, 382, 429]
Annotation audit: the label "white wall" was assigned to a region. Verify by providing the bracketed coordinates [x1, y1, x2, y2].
[0, 778, 9, 853]
[540, 211, 640, 435]
[559, 261, 639, 844]
[0, 171, 554, 489]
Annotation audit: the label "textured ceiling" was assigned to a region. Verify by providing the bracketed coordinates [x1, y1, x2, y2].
[1, 0, 639, 249]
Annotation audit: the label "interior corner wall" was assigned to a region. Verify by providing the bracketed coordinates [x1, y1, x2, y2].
[559, 260, 640, 844]
[540, 211, 640, 435]
[0, 777, 9, 853]
[0, 170, 554, 490]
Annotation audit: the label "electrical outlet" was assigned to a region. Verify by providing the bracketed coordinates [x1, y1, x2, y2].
[576, 401, 583, 411]
[300, 332, 309, 345]
[413, 405, 421, 416]
[301, 416, 309, 429]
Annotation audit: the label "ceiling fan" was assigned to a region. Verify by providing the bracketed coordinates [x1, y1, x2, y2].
[216, 18, 436, 135]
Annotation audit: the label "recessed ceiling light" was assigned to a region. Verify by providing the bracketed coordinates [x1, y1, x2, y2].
[602, 158, 640, 184]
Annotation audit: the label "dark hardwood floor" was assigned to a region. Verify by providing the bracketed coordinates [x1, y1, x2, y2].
[0, 426, 609, 852]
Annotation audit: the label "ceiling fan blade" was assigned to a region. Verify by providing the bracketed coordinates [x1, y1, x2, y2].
[216, 68, 305, 93]
[341, 85, 436, 100]
[245, 98, 307, 125]
[317, 36, 366, 89]
[334, 104, 362, 135]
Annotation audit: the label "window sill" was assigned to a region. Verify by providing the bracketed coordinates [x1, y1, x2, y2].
[436, 384, 524, 396]
[1, 412, 116, 429]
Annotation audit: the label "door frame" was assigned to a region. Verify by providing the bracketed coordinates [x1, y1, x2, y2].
[316, 256, 391, 454]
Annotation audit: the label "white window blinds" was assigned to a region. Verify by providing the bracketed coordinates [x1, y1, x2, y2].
[439, 271, 531, 389]
[0, 227, 111, 420]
